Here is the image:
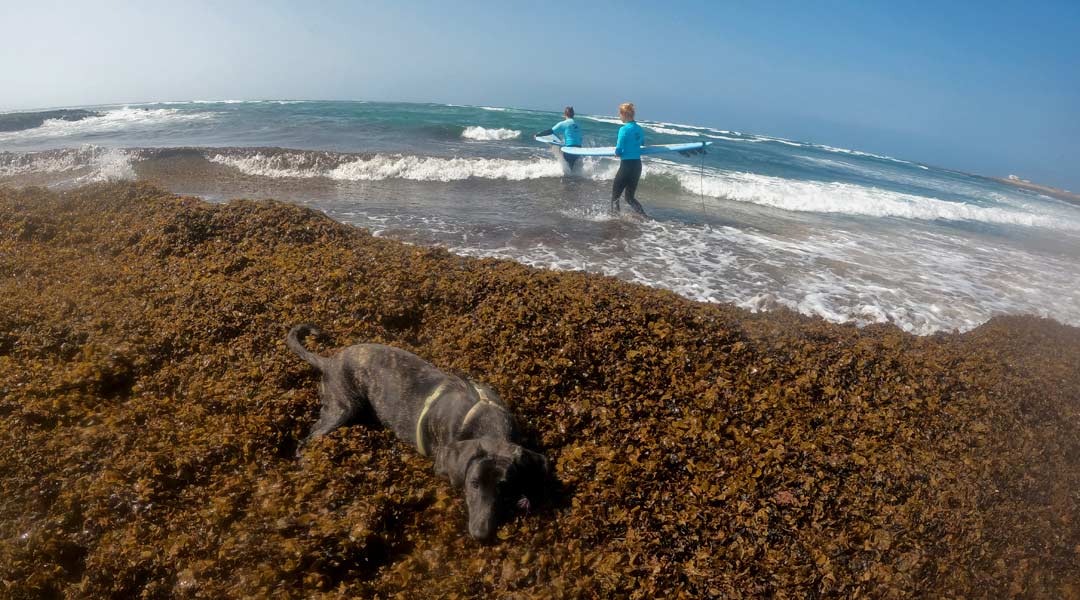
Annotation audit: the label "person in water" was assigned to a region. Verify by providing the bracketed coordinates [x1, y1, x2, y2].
[536, 106, 583, 170]
[611, 102, 647, 217]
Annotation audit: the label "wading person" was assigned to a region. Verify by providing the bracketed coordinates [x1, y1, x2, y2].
[536, 106, 583, 170]
[611, 102, 646, 217]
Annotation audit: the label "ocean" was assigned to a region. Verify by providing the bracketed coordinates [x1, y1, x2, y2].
[2, 100, 1078, 335]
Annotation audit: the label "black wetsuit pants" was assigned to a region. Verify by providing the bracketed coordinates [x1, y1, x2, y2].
[611, 158, 645, 215]
[564, 144, 581, 170]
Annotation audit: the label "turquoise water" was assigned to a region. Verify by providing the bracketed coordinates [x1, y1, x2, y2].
[2, 100, 1078, 334]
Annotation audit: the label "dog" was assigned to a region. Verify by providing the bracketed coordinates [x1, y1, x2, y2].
[286, 324, 549, 540]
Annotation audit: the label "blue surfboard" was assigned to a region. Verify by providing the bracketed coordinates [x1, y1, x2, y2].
[535, 134, 711, 156]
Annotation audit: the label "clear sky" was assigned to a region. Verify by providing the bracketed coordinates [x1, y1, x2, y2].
[2, 0, 1077, 188]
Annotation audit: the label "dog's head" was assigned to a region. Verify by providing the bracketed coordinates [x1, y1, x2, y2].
[434, 439, 550, 540]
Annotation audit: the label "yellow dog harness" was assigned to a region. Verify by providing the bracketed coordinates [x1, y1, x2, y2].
[415, 380, 505, 457]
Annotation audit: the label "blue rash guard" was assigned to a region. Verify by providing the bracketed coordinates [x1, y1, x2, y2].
[551, 118, 582, 147]
[615, 121, 645, 160]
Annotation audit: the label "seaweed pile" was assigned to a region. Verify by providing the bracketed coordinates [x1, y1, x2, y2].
[1, 183, 1077, 598]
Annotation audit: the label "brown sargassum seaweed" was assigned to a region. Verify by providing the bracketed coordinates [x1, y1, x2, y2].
[1, 182, 1078, 599]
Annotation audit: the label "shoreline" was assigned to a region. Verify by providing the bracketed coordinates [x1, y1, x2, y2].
[2, 182, 1078, 597]
[5, 149, 1079, 337]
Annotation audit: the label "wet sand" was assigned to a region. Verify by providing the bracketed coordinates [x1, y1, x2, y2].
[1, 182, 1078, 598]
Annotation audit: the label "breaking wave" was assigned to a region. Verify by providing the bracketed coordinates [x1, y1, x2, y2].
[0, 109, 100, 133]
[208, 149, 570, 182]
[460, 126, 521, 141]
[5, 137, 1074, 233]
[650, 161, 1080, 231]
[642, 123, 702, 136]
[0, 107, 215, 142]
[0, 146, 135, 183]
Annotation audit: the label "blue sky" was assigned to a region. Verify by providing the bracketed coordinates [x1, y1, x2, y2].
[2, 0, 1077, 188]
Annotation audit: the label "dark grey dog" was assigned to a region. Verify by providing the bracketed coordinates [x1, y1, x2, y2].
[286, 324, 549, 540]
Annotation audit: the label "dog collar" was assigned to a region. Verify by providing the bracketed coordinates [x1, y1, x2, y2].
[415, 381, 449, 457]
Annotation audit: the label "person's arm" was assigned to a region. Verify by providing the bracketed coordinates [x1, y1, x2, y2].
[537, 119, 565, 138]
[615, 125, 627, 157]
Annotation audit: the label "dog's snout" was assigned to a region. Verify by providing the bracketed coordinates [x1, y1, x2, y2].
[469, 523, 494, 541]
[468, 502, 498, 541]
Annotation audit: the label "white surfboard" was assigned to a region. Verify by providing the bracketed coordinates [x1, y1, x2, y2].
[535, 134, 711, 156]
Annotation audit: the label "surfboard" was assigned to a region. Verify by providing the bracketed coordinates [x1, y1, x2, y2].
[535, 134, 712, 157]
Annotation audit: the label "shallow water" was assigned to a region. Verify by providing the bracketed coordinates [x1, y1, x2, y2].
[2, 100, 1078, 334]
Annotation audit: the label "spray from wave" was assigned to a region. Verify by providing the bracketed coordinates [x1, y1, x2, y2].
[460, 126, 521, 141]
[0, 146, 135, 183]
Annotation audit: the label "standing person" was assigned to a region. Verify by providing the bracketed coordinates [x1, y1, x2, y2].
[611, 102, 647, 217]
[536, 106, 583, 170]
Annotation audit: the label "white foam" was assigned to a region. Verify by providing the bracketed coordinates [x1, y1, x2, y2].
[557, 204, 620, 222]
[209, 151, 568, 182]
[735, 132, 925, 168]
[581, 116, 708, 137]
[144, 99, 308, 106]
[330, 155, 563, 182]
[703, 133, 760, 142]
[0, 145, 134, 182]
[644, 121, 743, 138]
[812, 143, 916, 166]
[0, 107, 215, 141]
[208, 148, 1078, 231]
[418, 215, 1079, 335]
[650, 120, 721, 133]
[1, 149, 85, 176]
[582, 115, 623, 125]
[641, 124, 700, 136]
[461, 126, 521, 141]
[795, 155, 1035, 207]
[648, 161, 1080, 231]
[795, 155, 856, 169]
[752, 135, 804, 147]
[79, 146, 136, 182]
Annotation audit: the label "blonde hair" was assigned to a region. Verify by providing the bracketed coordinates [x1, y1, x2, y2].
[619, 102, 636, 120]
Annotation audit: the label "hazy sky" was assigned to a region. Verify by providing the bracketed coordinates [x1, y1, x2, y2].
[2, 0, 1077, 188]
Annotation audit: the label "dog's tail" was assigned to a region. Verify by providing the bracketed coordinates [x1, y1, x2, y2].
[286, 324, 329, 371]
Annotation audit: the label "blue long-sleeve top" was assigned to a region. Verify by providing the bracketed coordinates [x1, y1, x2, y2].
[551, 118, 582, 147]
[615, 121, 644, 160]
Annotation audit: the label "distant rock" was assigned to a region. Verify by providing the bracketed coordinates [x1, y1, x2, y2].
[992, 175, 1080, 206]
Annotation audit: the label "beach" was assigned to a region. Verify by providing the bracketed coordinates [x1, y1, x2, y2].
[4, 101, 1080, 337]
[1, 182, 1077, 597]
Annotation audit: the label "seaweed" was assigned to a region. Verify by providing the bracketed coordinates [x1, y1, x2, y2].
[0, 182, 1077, 598]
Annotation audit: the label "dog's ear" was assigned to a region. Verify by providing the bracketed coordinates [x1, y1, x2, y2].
[511, 446, 550, 482]
[468, 380, 501, 404]
[434, 440, 485, 488]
